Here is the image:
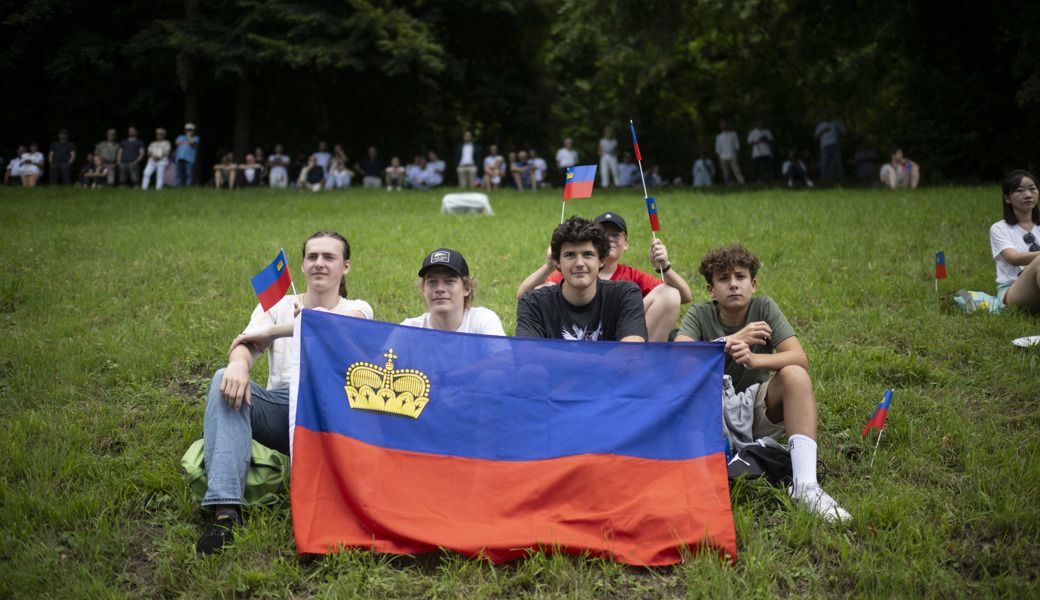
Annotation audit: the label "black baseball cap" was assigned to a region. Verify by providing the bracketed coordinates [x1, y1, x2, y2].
[419, 248, 469, 277]
[594, 212, 627, 233]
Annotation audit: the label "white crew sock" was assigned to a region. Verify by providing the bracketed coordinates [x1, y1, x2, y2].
[788, 434, 818, 492]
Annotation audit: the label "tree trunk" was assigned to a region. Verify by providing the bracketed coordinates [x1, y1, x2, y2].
[233, 77, 251, 161]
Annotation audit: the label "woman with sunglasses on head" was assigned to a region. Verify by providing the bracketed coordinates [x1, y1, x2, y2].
[991, 169, 1040, 312]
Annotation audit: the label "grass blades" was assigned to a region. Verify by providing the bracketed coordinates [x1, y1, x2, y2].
[0, 184, 1037, 598]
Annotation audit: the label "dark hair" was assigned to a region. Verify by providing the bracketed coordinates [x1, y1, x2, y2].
[887, 146, 901, 159]
[698, 244, 761, 286]
[550, 216, 611, 262]
[1002, 169, 1040, 225]
[303, 231, 351, 297]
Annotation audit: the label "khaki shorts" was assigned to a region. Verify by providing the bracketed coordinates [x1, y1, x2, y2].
[752, 377, 786, 440]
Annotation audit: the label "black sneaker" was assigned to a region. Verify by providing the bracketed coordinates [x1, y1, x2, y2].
[195, 512, 243, 559]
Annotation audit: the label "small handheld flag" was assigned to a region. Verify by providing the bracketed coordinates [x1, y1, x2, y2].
[646, 197, 660, 232]
[562, 165, 596, 200]
[862, 389, 893, 467]
[935, 251, 946, 293]
[251, 249, 293, 312]
[560, 165, 597, 224]
[630, 120, 664, 279]
[630, 122, 642, 161]
[861, 390, 892, 436]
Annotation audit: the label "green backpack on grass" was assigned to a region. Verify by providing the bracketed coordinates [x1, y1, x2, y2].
[181, 439, 291, 507]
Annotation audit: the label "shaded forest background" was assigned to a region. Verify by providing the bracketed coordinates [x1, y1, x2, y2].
[1, 0, 1037, 184]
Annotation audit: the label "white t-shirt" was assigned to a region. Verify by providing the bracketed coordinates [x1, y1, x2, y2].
[531, 157, 547, 182]
[747, 128, 773, 158]
[599, 138, 618, 157]
[990, 220, 1040, 285]
[148, 140, 171, 161]
[6, 157, 22, 176]
[715, 132, 739, 160]
[400, 306, 505, 336]
[245, 294, 373, 389]
[814, 120, 846, 148]
[459, 144, 475, 166]
[20, 152, 43, 175]
[555, 147, 579, 169]
[618, 162, 639, 187]
[312, 152, 331, 170]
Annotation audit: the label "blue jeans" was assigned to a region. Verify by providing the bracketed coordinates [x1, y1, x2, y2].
[176, 159, 194, 187]
[201, 368, 290, 507]
[819, 144, 844, 181]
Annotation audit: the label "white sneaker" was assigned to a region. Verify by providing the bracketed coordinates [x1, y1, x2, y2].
[788, 180, 793, 188]
[387, 186, 392, 191]
[789, 485, 851, 523]
[806, 180, 814, 188]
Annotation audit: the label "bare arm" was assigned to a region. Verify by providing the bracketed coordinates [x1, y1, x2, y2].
[648, 239, 692, 303]
[727, 335, 808, 371]
[620, 335, 645, 342]
[219, 343, 263, 411]
[1000, 247, 1040, 267]
[516, 246, 557, 300]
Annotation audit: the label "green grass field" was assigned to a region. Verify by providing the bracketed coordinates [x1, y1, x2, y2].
[1, 184, 1038, 599]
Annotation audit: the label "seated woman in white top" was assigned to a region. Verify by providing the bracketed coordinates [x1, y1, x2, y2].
[401, 248, 505, 335]
[990, 169, 1040, 312]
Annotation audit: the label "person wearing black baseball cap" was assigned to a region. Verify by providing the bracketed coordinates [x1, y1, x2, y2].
[516, 211, 692, 341]
[401, 248, 506, 335]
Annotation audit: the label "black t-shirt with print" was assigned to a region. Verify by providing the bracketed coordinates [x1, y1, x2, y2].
[515, 279, 647, 341]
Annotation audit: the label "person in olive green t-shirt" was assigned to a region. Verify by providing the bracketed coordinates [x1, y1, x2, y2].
[675, 244, 850, 524]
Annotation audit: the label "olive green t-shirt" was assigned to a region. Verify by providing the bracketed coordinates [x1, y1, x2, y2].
[677, 295, 797, 393]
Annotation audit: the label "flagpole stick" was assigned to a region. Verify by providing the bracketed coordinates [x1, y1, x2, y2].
[282, 248, 301, 307]
[560, 199, 566, 225]
[630, 120, 663, 280]
[869, 428, 884, 468]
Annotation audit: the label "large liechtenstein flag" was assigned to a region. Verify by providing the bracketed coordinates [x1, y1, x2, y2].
[289, 310, 735, 566]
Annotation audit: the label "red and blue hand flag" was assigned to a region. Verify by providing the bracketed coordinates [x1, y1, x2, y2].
[646, 197, 660, 232]
[562, 165, 597, 200]
[630, 122, 642, 161]
[861, 390, 893, 436]
[935, 251, 947, 279]
[250, 250, 293, 312]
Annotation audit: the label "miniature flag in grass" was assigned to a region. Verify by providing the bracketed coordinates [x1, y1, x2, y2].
[251, 250, 292, 312]
[646, 197, 660, 231]
[563, 165, 597, 200]
[935, 251, 947, 279]
[630, 122, 642, 161]
[861, 390, 893, 436]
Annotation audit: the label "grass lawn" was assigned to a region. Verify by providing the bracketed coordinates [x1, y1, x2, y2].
[0, 184, 1037, 598]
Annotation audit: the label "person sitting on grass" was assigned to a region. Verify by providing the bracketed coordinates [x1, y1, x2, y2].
[213, 152, 238, 190]
[991, 169, 1040, 313]
[673, 244, 850, 523]
[516, 212, 691, 342]
[402, 248, 506, 335]
[879, 147, 920, 190]
[516, 216, 647, 342]
[193, 231, 373, 559]
[385, 156, 406, 191]
[83, 155, 110, 189]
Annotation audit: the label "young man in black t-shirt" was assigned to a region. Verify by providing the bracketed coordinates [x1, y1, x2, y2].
[516, 216, 647, 342]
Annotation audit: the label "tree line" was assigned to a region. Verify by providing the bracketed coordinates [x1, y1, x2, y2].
[1, 0, 1035, 184]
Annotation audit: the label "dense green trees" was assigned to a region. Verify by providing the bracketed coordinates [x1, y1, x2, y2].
[0, 0, 1033, 183]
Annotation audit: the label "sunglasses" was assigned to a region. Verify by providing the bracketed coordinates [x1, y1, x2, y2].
[1024, 232, 1040, 252]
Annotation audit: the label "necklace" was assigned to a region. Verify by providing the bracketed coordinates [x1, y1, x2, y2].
[719, 310, 744, 326]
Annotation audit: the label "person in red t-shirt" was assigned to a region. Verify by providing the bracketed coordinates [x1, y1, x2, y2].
[517, 212, 692, 341]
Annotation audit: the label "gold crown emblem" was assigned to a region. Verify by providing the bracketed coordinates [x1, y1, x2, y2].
[344, 349, 431, 418]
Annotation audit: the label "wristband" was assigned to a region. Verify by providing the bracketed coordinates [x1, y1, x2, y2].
[660, 263, 671, 274]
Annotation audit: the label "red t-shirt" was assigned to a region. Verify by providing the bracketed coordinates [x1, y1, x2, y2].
[546, 263, 663, 297]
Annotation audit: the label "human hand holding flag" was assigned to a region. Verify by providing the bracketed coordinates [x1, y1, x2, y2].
[251, 249, 293, 312]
